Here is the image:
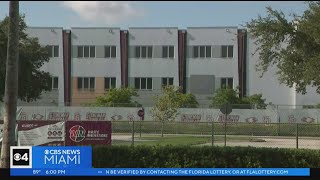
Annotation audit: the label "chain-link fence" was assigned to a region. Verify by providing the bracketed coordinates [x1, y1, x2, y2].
[111, 121, 320, 149]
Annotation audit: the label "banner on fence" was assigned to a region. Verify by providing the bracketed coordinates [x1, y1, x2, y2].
[17, 120, 65, 146]
[1, 106, 319, 124]
[278, 109, 319, 124]
[65, 121, 112, 146]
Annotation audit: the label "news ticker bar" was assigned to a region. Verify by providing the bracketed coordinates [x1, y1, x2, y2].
[11, 168, 310, 176]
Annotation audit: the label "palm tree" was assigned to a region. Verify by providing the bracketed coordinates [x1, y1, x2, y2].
[0, 1, 20, 168]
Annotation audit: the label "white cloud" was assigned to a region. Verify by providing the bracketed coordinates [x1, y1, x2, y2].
[62, 1, 144, 25]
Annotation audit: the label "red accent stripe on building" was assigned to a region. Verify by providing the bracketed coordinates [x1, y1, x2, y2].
[178, 30, 187, 93]
[63, 30, 71, 106]
[238, 29, 247, 98]
[120, 30, 129, 87]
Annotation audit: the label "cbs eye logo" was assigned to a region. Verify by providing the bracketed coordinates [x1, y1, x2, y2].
[10, 146, 32, 168]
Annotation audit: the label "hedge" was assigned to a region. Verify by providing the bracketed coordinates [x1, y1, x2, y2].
[92, 145, 320, 168]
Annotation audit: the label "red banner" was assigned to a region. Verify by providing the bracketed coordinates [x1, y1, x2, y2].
[65, 121, 112, 146]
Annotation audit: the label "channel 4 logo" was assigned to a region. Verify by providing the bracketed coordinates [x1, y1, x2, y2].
[10, 146, 32, 168]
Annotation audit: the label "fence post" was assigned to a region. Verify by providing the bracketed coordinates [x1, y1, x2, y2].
[277, 105, 280, 136]
[132, 120, 135, 146]
[140, 118, 142, 138]
[296, 123, 298, 149]
[224, 105, 227, 147]
[211, 120, 214, 146]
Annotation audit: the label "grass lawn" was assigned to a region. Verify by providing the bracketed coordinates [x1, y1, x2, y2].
[112, 121, 320, 137]
[111, 135, 262, 146]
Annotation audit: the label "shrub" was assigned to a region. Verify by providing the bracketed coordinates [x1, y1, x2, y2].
[92, 145, 320, 168]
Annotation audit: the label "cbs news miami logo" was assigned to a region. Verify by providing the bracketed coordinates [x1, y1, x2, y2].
[10, 146, 92, 169]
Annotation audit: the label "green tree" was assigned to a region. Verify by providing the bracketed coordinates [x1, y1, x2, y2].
[1, 1, 19, 168]
[209, 88, 266, 109]
[178, 92, 199, 108]
[246, 2, 320, 94]
[151, 86, 199, 137]
[209, 88, 240, 108]
[150, 86, 181, 137]
[242, 94, 267, 109]
[89, 87, 141, 107]
[0, 15, 51, 102]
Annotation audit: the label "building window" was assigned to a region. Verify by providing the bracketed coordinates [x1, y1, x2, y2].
[84, 46, 89, 57]
[162, 46, 174, 58]
[147, 46, 153, 58]
[77, 77, 95, 90]
[134, 77, 152, 90]
[135, 46, 140, 58]
[77, 46, 95, 58]
[105, 46, 116, 58]
[193, 46, 199, 58]
[206, 46, 211, 58]
[162, 46, 168, 58]
[141, 46, 147, 58]
[221, 45, 233, 58]
[135, 46, 153, 58]
[200, 46, 205, 58]
[105, 77, 116, 90]
[50, 77, 58, 89]
[221, 77, 233, 89]
[162, 77, 174, 87]
[90, 46, 95, 58]
[46, 45, 59, 58]
[193, 46, 211, 58]
[77, 46, 83, 58]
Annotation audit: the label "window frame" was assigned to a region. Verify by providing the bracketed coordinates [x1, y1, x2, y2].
[162, 46, 174, 58]
[46, 45, 59, 58]
[77, 45, 96, 58]
[50, 76, 59, 90]
[161, 77, 174, 87]
[135, 46, 153, 58]
[77, 77, 96, 90]
[193, 46, 211, 58]
[134, 77, 153, 90]
[221, 77, 233, 89]
[104, 77, 117, 90]
[53, 46, 59, 57]
[221, 45, 233, 58]
[105, 46, 117, 58]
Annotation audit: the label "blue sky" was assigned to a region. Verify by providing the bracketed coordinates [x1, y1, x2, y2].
[0, 1, 308, 29]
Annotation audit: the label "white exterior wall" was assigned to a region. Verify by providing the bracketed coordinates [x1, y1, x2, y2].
[247, 33, 320, 107]
[71, 28, 122, 88]
[295, 85, 320, 106]
[128, 28, 179, 84]
[25, 27, 64, 106]
[186, 27, 239, 88]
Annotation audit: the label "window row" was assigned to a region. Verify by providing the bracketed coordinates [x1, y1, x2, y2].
[75, 77, 233, 91]
[49, 45, 233, 59]
[134, 46, 175, 59]
[77, 46, 117, 58]
[77, 77, 117, 90]
[193, 45, 233, 58]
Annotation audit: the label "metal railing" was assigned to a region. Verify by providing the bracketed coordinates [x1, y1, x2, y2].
[111, 121, 320, 149]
